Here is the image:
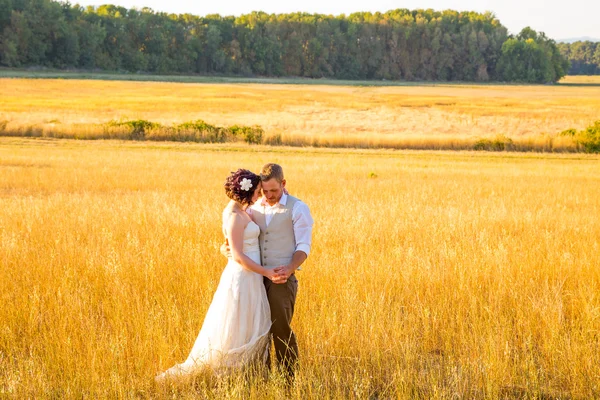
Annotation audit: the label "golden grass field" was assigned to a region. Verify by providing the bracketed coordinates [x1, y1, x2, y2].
[1, 75, 600, 151]
[1, 137, 599, 398]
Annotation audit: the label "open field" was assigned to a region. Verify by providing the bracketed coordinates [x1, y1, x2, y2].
[1, 138, 599, 398]
[1, 75, 600, 151]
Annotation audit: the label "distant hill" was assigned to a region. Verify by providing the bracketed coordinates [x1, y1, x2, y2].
[557, 36, 600, 43]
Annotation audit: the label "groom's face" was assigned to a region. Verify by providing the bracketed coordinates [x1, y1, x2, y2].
[261, 178, 285, 206]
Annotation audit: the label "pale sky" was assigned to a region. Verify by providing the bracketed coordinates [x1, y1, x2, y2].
[70, 0, 600, 41]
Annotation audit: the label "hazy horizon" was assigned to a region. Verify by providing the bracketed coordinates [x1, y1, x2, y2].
[68, 0, 600, 40]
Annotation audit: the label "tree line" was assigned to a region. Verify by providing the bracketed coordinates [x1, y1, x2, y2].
[0, 0, 569, 83]
[558, 41, 600, 75]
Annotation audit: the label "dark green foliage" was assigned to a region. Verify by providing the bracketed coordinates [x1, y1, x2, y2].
[0, 1, 572, 83]
[558, 41, 600, 75]
[561, 121, 600, 153]
[496, 28, 569, 83]
[0, 0, 510, 81]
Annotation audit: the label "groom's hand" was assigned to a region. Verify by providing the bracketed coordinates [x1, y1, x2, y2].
[272, 265, 294, 284]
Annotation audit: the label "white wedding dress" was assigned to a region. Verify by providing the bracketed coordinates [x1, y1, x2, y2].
[156, 218, 271, 379]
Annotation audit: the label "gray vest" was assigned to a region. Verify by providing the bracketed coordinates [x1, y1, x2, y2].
[253, 196, 298, 269]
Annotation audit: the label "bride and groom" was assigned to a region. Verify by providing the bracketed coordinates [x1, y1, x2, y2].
[156, 163, 313, 382]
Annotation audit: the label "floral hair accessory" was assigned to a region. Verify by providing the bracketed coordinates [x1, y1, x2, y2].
[240, 178, 253, 191]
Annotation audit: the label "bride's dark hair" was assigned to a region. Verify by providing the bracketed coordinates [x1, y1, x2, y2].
[224, 169, 261, 206]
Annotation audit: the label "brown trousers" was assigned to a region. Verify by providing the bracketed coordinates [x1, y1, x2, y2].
[263, 274, 298, 378]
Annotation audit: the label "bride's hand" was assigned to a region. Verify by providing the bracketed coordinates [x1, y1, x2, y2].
[264, 269, 277, 281]
[219, 239, 231, 258]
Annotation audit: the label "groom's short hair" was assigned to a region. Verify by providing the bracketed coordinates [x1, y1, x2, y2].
[260, 163, 284, 183]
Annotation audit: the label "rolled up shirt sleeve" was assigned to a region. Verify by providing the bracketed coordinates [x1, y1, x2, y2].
[292, 201, 313, 256]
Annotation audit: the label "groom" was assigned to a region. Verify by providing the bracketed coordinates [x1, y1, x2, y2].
[225, 163, 313, 380]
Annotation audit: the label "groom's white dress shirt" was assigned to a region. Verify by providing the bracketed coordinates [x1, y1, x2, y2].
[250, 193, 313, 256]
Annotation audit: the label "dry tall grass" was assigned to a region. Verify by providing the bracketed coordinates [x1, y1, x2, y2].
[1, 137, 599, 398]
[2, 77, 600, 151]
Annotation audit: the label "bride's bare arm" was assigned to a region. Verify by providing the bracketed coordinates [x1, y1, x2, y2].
[226, 213, 275, 280]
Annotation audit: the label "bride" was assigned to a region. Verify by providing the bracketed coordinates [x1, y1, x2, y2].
[156, 169, 277, 380]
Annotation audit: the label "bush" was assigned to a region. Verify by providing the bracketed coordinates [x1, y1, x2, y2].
[177, 120, 217, 133]
[230, 124, 264, 144]
[473, 135, 514, 151]
[560, 121, 600, 153]
[580, 121, 600, 153]
[102, 119, 264, 144]
[243, 126, 263, 145]
[174, 120, 227, 142]
[106, 120, 161, 140]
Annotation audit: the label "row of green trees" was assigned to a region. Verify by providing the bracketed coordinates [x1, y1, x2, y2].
[0, 0, 569, 82]
[558, 41, 600, 75]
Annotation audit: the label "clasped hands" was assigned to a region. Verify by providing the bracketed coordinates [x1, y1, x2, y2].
[220, 240, 293, 284]
[270, 265, 293, 284]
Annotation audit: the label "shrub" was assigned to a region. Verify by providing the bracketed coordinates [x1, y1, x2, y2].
[106, 120, 161, 140]
[473, 135, 514, 151]
[243, 126, 263, 145]
[560, 121, 600, 153]
[579, 121, 600, 153]
[229, 124, 264, 144]
[174, 120, 227, 142]
[177, 120, 217, 132]
[95, 119, 265, 144]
